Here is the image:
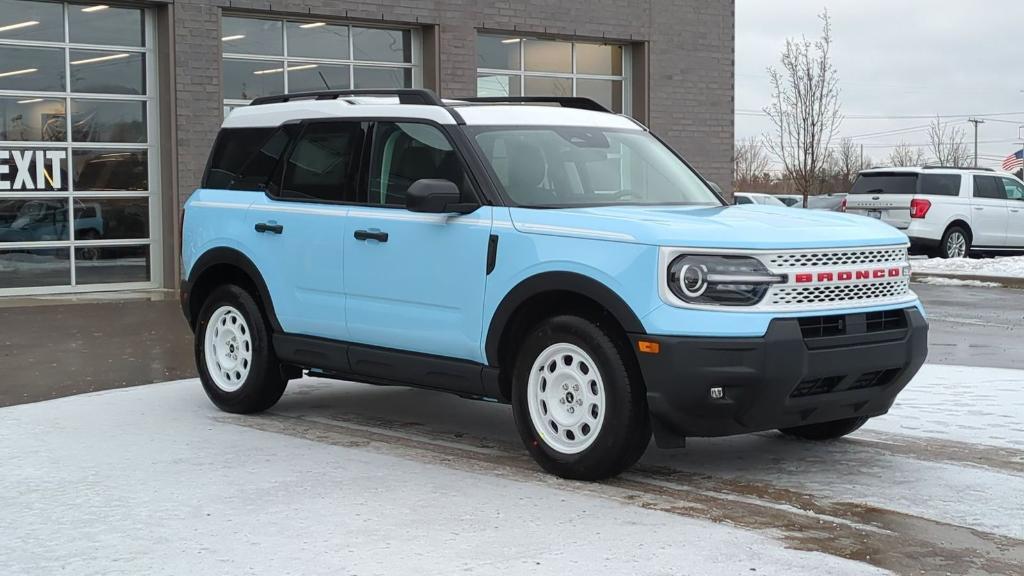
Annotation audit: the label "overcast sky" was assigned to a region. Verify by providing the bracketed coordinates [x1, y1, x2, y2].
[737, 0, 1024, 170]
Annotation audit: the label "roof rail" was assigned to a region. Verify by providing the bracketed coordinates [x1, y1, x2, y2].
[249, 89, 444, 107]
[454, 96, 610, 113]
[921, 165, 995, 172]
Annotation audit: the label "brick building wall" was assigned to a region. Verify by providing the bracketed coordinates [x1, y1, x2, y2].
[168, 0, 735, 211]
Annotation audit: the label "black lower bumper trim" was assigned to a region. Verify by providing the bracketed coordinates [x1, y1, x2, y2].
[631, 307, 928, 441]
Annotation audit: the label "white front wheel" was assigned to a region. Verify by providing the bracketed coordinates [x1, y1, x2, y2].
[526, 343, 607, 455]
[204, 305, 254, 392]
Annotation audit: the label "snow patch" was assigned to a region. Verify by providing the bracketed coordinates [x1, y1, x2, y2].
[912, 255, 1024, 279]
[914, 276, 1002, 288]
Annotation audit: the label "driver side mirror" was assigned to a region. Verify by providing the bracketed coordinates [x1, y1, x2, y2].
[406, 179, 477, 214]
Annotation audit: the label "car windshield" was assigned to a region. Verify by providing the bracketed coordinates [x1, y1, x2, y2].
[759, 194, 787, 207]
[468, 126, 722, 208]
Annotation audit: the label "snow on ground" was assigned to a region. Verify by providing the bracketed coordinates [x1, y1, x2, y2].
[864, 364, 1024, 450]
[912, 255, 1024, 278]
[0, 381, 885, 576]
[914, 276, 1002, 287]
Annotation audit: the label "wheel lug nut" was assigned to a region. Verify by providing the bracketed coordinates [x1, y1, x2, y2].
[567, 407, 575, 414]
[573, 383, 580, 392]
[562, 383, 569, 391]
[559, 398, 566, 404]
[576, 399, 583, 406]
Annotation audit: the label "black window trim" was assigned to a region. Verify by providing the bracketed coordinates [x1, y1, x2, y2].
[262, 116, 493, 210]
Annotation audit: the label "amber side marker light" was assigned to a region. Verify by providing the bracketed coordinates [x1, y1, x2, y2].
[638, 340, 660, 354]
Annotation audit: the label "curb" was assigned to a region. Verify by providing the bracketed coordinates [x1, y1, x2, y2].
[911, 272, 1024, 289]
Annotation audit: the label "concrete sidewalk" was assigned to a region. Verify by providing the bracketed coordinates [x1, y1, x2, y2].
[0, 293, 194, 407]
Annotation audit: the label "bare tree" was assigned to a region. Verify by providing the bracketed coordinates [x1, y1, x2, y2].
[817, 140, 872, 194]
[734, 138, 772, 191]
[927, 116, 971, 167]
[888, 141, 927, 167]
[763, 10, 842, 207]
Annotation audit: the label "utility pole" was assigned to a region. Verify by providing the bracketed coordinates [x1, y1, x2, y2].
[968, 118, 985, 167]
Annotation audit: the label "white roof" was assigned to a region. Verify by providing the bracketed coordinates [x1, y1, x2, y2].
[222, 97, 642, 131]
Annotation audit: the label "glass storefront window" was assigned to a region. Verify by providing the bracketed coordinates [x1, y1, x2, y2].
[0, 46, 66, 92]
[73, 197, 147, 240]
[74, 244, 149, 284]
[0, 247, 70, 288]
[68, 4, 144, 47]
[285, 21, 349, 59]
[71, 149, 148, 191]
[69, 50, 145, 95]
[0, 2, 155, 293]
[287, 63, 350, 92]
[0, 198, 69, 242]
[222, 17, 282, 56]
[0, 148, 70, 192]
[353, 66, 410, 89]
[476, 34, 629, 113]
[0, 97, 66, 142]
[523, 39, 571, 74]
[70, 99, 146, 143]
[352, 27, 410, 63]
[222, 17, 416, 105]
[0, 0, 65, 43]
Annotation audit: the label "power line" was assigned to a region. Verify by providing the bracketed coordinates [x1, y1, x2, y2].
[737, 109, 1024, 120]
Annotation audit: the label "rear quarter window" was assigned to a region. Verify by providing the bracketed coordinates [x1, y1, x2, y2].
[204, 127, 279, 190]
[850, 173, 918, 195]
[918, 174, 961, 196]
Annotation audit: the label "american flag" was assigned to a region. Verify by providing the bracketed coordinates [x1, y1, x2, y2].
[1004, 149, 1024, 172]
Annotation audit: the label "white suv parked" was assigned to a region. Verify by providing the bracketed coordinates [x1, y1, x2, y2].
[846, 167, 1024, 258]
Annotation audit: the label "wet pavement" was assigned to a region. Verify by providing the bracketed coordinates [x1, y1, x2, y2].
[0, 282, 1020, 407]
[0, 295, 194, 407]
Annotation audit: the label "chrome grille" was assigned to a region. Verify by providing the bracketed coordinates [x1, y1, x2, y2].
[767, 279, 910, 307]
[768, 247, 907, 268]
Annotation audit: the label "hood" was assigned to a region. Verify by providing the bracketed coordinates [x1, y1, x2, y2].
[508, 204, 908, 249]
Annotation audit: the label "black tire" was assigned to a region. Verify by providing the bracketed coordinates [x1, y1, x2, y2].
[195, 284, 289, 414]
[938, 226, 970, 259]
[779, 416, 868, 440]
[511, 315, 651, 481]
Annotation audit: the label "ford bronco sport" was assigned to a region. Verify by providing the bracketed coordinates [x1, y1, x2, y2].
[181, 89, 928, 480]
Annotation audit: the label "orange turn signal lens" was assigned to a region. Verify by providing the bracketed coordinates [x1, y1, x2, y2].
[638, 340, 660, 354]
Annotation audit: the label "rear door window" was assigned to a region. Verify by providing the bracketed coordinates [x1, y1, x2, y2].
[850, 173, 918, 195]
[279, 121, 366, 203]
[973, 175, 1007, 200]
[918, 174, 961, 197]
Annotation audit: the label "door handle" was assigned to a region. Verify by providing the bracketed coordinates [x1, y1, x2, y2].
[354, 229, 388, 242]
[255, 222, 284, 234]
[1012, 208, 1021, 213]
[974, 207, 984, 211]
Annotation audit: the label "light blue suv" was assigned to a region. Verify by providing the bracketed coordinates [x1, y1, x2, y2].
[181, 89, 928, 480]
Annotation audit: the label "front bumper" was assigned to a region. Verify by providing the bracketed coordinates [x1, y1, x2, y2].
[630, 307, 928, 439]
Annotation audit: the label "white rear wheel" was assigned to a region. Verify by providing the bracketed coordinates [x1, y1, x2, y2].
[526, 343, 607, 455]
[204, 305, 253, 392]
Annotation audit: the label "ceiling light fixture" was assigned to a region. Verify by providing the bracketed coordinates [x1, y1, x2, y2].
[0, 68, 38, 78]
[299, 22, 326, 29]
[0, 20, 40, 33]
[70, 53, 130, 65]
[81, 5, 109, 12]
[501, 38, 522, 44]
[221, 34, 245, 41]
[16, 98, 44, 104]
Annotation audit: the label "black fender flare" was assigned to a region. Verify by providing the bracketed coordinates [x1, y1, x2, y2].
[183, 247, 281, 332]
[484, 271, 647, 366]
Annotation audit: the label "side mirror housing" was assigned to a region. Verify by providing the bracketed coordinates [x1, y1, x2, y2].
[406, 179, 477, 214]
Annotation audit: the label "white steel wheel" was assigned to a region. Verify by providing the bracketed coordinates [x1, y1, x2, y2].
[203, 305, 254, 393]
[945, 231, 967, 258]
[526, 343, 607, 455]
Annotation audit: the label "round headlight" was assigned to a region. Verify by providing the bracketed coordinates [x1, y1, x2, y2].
[667, 254, 785, 307]
[678, 264, 708, 297]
